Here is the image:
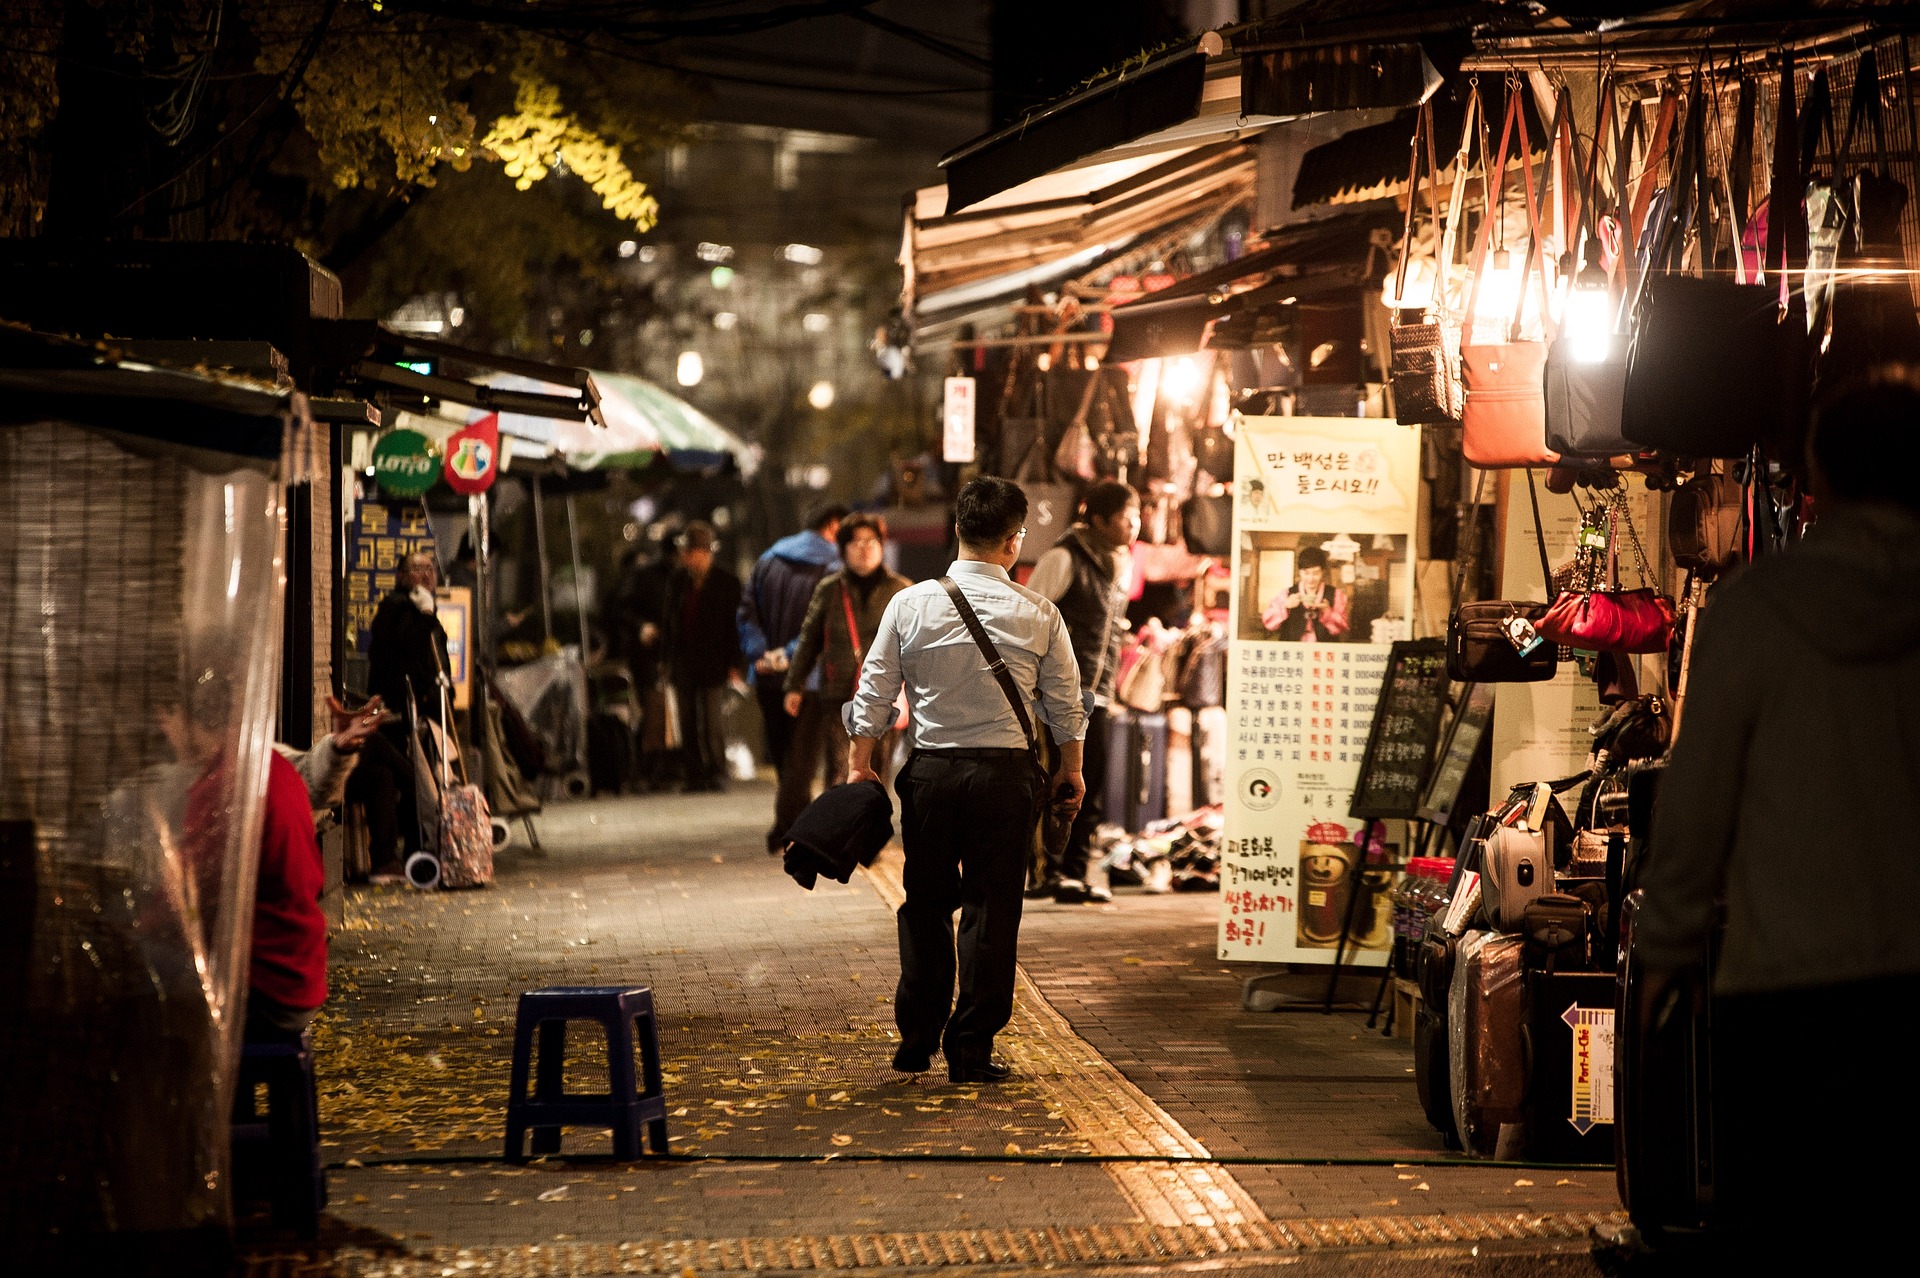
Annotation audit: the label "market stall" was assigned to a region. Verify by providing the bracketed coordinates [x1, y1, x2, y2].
[902, 0, 1920, 1202]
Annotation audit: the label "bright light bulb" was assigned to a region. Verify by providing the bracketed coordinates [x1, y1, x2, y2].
[676, 350, 704, 387]
[1085, 354, 1101, 371]
[1162, 356, 1201, 405]
[1566, 267, 1613, 363]
[1036, 351, 1052, 372]
[807, 380, 835, 410]
[1471, 250, 1521, 334]
[1382, 256, 1437, 311]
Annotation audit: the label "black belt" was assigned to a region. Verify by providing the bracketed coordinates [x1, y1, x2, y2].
[909, 747, 1031, 762]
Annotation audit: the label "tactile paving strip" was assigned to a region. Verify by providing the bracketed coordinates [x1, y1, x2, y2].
[859, 850, 1265, 1230]
[243, 1211, 1625, 1276]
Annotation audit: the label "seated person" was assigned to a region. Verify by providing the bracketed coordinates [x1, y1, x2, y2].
[246, 748, 331, 1042]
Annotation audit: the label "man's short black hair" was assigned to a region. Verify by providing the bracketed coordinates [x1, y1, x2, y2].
[1082, 480, 1138, 523]
[806, 502, 851, 532]
[1297, 545, 1329, 572]
[955, 477, 1027, 548]
[1812, 365, 1920, 513]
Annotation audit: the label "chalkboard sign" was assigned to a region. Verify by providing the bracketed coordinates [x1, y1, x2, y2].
[1348, 638, 1449, 822]
[1418, 681, 1496, 826]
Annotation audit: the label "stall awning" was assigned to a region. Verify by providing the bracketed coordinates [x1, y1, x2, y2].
[907, 140, 1259, 322]
[309, 320, 602, 427]
[472, 369, 757, 478]
[1102, 210, 1398, 361]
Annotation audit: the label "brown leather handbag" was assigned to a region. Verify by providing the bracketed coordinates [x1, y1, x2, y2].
[1668, 470, 1745, 577]
[1460, 86, 1561, 469]
[1390, 97, 1471, 427]
[1445, 470, 1560, 683]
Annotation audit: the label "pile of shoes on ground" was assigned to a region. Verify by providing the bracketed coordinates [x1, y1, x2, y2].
[1095, 806, 1222, 894]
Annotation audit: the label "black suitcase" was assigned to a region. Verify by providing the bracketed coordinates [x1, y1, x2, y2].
[1414, 927, 1460, 1147]
[1525, 969, 1617, 1164]
[1120, 711, 1169, 831]
[586, 710, 633, 796]
[1615, 889, 1716, 1238]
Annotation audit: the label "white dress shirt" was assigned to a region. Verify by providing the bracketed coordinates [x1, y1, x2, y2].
[843, 560, 1087, 750]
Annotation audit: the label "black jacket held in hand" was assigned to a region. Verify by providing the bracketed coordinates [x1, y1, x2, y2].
[1635, 503, 1920, 993]
[782, 779, 894, 890]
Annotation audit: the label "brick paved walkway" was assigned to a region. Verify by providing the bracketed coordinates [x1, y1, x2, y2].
[246, 784, 1617, 1274]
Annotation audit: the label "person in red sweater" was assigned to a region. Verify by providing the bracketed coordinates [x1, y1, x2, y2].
[244, 749, 330, 1041]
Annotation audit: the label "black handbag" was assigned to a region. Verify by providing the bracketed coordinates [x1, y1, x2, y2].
[1619, 71, 1809, 459]
[1445, 470, 1559, 684]
[1544, 79, 1645, 459]
[1181, 489, 1231, 555]
[1390, 96, 1471, 427]
[1820, 48, 1920, 389]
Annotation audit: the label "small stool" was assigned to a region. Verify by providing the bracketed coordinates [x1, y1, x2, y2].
[505, 986, 669, 1161]
[231, 1030, 326, 1236]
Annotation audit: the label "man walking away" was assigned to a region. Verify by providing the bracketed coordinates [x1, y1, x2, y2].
[664, 522, 744, 792]
[741, 503, 848, 847]
[1632, 366, 1920, 1266]
[1025, 481, 1139, 903]
[781, 514, 911, 829]
[846, 478, 1086, 1083]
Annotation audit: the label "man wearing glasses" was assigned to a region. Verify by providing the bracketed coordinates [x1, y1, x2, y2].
[846, 478, 1086, 1083]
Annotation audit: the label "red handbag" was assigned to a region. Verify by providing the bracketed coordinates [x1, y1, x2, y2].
[1536, 496, 1674, 654]
[1538, 588, 1675, 654]
[1460, 84, 1562, 469]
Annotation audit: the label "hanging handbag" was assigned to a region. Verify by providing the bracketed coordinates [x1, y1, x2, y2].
[1668, 470, 1745, 577]
[1460, 84, 1561, 469]
[1619, 71, 1809, 459]
[1445, 469, 1559, 683]
[1013, 435, 1076, 565]
[1537, 493, 1674, 654]
[1053, 373, 1100, 482]
[1820, 47, 1920, 388]
[1545, 79, 1667, 459]
[1390, 96, 1471, 426]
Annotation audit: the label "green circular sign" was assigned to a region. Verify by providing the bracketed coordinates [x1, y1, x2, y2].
[372, 429, 439, 496]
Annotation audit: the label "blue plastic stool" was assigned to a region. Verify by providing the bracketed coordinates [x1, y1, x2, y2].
[505, 986, 669, 1161]
[231, 1030, 326, 1236]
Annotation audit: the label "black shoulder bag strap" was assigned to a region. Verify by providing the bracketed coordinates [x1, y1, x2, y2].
[938, 576, 1050, 790]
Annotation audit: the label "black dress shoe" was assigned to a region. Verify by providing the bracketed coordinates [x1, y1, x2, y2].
[891, 1044, 934, 1073]
[947, 1055, 1012, 1084]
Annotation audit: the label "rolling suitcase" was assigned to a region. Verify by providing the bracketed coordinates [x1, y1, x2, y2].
[1615, 889, 1715, 1238]
[1414, 925, 1460, 1146]
[1128, 711, 1169, 829]
[1448, 931, 1528, 1158]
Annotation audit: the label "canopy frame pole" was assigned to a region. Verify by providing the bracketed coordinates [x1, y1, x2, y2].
[530, 477, 554, 643]
[565, 491, 589, 655]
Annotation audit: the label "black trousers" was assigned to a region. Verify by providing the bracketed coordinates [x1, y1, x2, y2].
[756, 681, 794, 776]
[894, 749, 1039, 1060]
[1712, 974, 1910, 1264]
[1053, 704, 1109, 883]
[345, 725, 417, 870]
[675, 681, 729, 788]
[772, 692, 837, 842]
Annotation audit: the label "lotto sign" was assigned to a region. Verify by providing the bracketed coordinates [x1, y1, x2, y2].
[372, 428, 439, 496]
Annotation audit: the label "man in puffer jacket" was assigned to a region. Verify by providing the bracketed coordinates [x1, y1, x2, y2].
[740, 503, 846, 849]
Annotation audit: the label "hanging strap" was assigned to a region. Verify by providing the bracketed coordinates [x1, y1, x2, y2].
[1464, 81, 1554, 342]
[1392, 102, 1432, 307]
[1767, 51, 1806, 309]
[1434, 84, 1482, 320]
[938, 576, 1048, 780]
[1728, 76, 1756, 230]
[1841, 46, 1890, 176]
[1524, 468, 1555, 603]
[1800, 67, 1836, 176]
[840, 581, 864, 666]
[1628, 90, 1680, 247]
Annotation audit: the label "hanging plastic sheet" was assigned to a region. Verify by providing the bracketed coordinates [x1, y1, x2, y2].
[0, 411, 287, 1263]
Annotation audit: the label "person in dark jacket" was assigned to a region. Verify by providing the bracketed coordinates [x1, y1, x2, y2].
[740, 504, 846, 843]
[1633, 367, 1920, 1263]
[779, 514, 912, 845]
[664, 521, 745, 792]
[1025, 481, 1139, 902]
[359, 549, 449, 879]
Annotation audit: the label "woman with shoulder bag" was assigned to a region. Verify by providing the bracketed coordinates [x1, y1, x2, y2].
[783, 515, 912, 820]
